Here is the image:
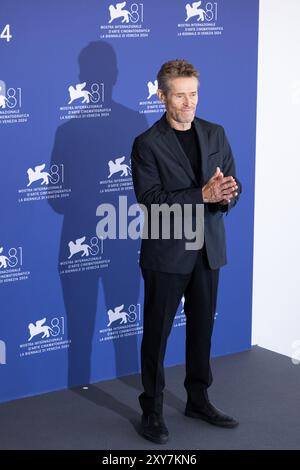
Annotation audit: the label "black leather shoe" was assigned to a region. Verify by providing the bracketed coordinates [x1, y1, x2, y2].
[185, 401, 239, 428]
[141, 412, 169, 444]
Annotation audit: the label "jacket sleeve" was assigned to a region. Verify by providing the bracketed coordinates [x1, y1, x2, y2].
[131, 137, 203, 209]
[218, 127, 242, 215]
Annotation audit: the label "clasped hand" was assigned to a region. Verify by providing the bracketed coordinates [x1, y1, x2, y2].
[202, 167, 238, 204]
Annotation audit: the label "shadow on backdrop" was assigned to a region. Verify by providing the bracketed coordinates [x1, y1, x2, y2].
[49, 40, 148, 389]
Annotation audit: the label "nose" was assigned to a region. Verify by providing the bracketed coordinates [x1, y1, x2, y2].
[183, 96, 192, 108]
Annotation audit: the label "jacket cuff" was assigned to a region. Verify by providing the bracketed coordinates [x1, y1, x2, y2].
[219, 202, 229, 214]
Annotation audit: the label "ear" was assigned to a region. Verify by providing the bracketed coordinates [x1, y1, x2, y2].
[157, 89, 166, 104]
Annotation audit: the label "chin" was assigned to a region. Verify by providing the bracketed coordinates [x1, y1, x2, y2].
[180, 112, 195, 121]
[180, 116, 194, 124]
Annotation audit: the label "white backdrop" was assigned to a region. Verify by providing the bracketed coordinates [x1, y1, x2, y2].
[252, 0, 300, 362]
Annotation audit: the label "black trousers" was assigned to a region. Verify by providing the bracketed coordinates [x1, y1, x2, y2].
[139, 245, 219, 415]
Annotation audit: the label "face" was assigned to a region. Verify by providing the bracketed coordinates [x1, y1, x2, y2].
[158, 76, 198, 125]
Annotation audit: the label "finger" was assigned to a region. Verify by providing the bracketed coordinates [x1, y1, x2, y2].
[222, 190, 234, 197]
[219, 176, 235, 186]
[220, 188, 236, 198]
[221, 183, 237, 194]
[220, 181, 238, 190]
[222, 185, 238, 195]
[210, 167, 221, 181]
[222, 188, 239, 199]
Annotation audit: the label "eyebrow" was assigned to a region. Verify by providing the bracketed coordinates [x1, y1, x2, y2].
[175, 91, 198, 95]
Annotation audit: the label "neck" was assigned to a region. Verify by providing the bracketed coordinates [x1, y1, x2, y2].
[166, 113, 192, 131]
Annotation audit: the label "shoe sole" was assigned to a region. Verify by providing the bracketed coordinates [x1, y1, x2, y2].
[141, 431, 169, 444]
[185, 410, 239, 428]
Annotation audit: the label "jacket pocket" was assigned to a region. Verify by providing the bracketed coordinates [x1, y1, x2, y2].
[208, 151, 221, 159]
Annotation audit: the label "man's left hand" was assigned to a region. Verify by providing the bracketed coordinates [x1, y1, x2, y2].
[215, 171, 238, 205]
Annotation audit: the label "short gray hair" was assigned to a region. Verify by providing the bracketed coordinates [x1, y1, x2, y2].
[157, 59, 199, 95]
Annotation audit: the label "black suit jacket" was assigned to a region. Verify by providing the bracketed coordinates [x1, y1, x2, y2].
[131, 113, 241, 273]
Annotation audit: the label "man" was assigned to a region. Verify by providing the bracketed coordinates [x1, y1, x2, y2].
[131, 60, 241, 444]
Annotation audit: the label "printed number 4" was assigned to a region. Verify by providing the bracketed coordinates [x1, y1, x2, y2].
[1, 24, 12, 42]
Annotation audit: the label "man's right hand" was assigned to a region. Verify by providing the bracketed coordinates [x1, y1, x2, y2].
[202, 167, 238, 203]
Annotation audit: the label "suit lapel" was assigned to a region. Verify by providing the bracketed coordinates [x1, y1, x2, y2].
[163, 126, 198, 185]
[158, 113, 208, 187]
[193, 118, 208, 186]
